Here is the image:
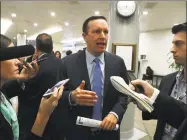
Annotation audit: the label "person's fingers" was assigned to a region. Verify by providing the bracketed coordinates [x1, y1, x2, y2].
[79, 80, 85, 89]
[106, 122, 114, 130]
[31, 61, 39, 72]
[48, 87, 58, 102]
[78, 99, 97, 104]
[80, 90, 96, 96]
[100, 119, 107, 130]
[78, 94, 97, 100]
[131, 79, 144, 86]
[25, 63, 33, 72]
[129, 84, 135, 91]
[56, 85, 64, 100]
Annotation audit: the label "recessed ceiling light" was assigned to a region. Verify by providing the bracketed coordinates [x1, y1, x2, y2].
[51, 12, 56, 17]
[13, 37, 16, 39]
[24, 29, 27, 33]
[27, 26, 63, 40]
[142, 11, 148, 15]
[34, 23, 38, 27]
[95, 11, 100, 15]
[64, 22, 69, 26]
[11, 13, 16, 18]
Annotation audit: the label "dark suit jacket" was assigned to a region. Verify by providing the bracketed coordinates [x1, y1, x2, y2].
[55, 50, 129, 140]
[142, 72, 178, 140]
[2, 54, 63, 140]
[154, 92, 187, 140]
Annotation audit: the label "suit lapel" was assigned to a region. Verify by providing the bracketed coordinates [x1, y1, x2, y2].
[76, 50, 91, 90]
[103, 52, 110, 97]
[167, 73, 177, 95]
[39, 53, 50, 59]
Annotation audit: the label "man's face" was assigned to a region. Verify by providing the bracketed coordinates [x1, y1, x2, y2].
[82, 19, 109, 56]
[170, 32, 186, 66]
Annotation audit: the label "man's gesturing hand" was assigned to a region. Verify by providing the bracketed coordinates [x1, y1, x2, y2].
[71, 80, 98, 106]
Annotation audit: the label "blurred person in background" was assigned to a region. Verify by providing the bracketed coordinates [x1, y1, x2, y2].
[66, 50, 72, 56]
[54, 50, 61, 58]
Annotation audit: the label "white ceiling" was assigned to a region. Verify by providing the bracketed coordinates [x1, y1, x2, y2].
[1, 1, 186, 43]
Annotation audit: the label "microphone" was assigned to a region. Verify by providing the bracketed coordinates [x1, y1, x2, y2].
[0, 45, 35, 61]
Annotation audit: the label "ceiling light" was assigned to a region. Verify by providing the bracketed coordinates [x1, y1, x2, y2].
[27, 25, 63, 40]
[13, 37, 16, 39]
[51, 12, 56, 17]
[34, 23, 38, 27]
[64, 22, 69, 26]
[95, 11, 100, 15]
[61, 37, 84, 44]
[11, 13, 16, 18]
[24, 29, 27, 33]
[1, 18, 13, 34]
[142, 11, 148, 15]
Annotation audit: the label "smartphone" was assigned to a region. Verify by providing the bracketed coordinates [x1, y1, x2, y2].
[19, 57, 47, 69]
[31, 57, 47, 66]
[43, 79, 70, 97]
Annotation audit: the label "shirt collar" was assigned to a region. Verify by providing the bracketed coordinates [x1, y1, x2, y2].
[38, 53, 47, 59]
[85, 49, 104, 64]
[176, 67, 185, 83]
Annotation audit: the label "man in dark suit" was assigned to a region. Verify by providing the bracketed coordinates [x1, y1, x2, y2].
[59, 16, 129, 140]
[2, 33, 64, 140]
[142, 22, 186, 140]
[131, 79, 187, 140]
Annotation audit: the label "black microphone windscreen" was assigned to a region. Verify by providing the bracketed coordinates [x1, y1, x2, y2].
[0, 45, 35, 61]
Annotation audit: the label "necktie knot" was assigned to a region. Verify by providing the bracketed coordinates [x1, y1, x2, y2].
[93, 58, 100, 64]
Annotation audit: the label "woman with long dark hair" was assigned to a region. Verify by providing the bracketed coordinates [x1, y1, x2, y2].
[54, 51, 61, 58]
[0, 34, 64, 140]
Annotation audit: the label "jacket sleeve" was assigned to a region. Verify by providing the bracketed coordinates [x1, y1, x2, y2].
[142, 76, 166, 120]
[111, 59, 129, 123]
[154, 92, 186, 128]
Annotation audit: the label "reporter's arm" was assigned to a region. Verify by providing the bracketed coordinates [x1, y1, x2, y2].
[26, 85, 64, 139]
[153, 91, 186, 128]
[30, 113, 49, 137]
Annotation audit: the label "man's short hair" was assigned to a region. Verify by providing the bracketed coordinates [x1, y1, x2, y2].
[66, 50, 72, 56]
[82, 16, 107, 34]
[172, 22, 187, 34]
[36, 33, 53, 53]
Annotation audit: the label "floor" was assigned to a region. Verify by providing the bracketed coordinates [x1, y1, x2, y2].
[134, 107, 157, 140]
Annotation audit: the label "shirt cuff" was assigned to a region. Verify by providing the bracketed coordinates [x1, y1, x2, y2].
[68, 92, 77, 106]
[149, 88, 160, 105]
[109, 112, 119, 121]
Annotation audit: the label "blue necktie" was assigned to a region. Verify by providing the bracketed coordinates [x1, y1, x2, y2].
[92, 58, 102, 120]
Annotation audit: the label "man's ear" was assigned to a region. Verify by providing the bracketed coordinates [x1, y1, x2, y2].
[82, 33, 87, 42]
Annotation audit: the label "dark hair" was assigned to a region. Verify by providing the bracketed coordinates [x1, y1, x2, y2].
[54, 51, 61, 58]
[82, 16, 107, 34]
[66, 50, 72, 56]
[172, 22, 187, 34]
[0, 34, 12, 49]
[36, 33, 53, 53]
